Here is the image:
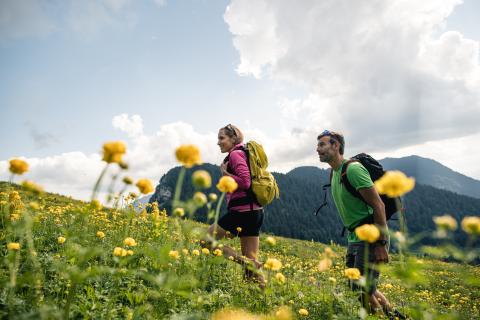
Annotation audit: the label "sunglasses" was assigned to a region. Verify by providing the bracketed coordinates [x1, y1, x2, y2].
[225, 124, 237, 137]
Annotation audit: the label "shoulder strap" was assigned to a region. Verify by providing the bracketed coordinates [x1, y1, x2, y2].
[341, 160, 362, 200]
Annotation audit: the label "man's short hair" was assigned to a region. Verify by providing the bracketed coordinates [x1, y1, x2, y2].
[317, 130, 345, 155]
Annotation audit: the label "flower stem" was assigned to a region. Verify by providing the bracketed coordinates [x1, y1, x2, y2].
[91, 164, 109, 201]
[172, 167, 186, 210]
[213, 192, 226, 238]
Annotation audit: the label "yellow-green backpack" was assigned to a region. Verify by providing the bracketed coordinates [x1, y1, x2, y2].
[244, 141, 280, 206]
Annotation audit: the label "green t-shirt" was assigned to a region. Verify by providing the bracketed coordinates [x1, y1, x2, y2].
[331, 160, 374, 243]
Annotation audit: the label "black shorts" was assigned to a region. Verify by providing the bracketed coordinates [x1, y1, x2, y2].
[218, 209, 264, 237]
[345, 242, 387, 295]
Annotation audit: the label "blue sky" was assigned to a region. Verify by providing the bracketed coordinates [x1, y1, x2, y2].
[1, 0, 479, 200]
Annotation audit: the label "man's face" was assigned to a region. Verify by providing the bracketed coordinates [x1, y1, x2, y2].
[317, 136, 337, 163]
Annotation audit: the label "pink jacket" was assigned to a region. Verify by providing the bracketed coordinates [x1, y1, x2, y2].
[225, 144, 262, 212]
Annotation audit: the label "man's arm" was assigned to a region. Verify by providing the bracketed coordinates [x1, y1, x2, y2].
[358, 186, 389, 263]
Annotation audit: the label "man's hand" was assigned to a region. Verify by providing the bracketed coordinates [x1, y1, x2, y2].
[374, 245, 389, 264]
[220, 162, 229, 176]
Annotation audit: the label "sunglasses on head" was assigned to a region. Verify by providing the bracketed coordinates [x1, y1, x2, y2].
[225, 124, 237, 136]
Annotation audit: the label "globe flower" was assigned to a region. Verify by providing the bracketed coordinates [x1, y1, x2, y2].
[102, 141, 126, 164]
[265, 236, 276, 246]
[169, 250, 180, 260]
[216, 176, 238, 193]
[182, 249, 189, 255]
[211, 308, 258, 320]
[21, 180, 43, 194]
[275, 272, 286, 283]
[461, 216, 480, 235]
[90, 199, 103, 210]
[175, 144, 202, 168]
[193, 192, 207, 206]
[192, 249, 200, 256]
[298, 309, 309, 316]
[136, 179, 154, 194]
[275, 306, 293, 320]
[57, 236, 66, 244]
[173, 207, 185, 217]
[202, 248, 210, 255]
[355, 224, 381, 243]
[236, 227, 242, 233]
[9, 159, 29, 175]
[374, 170, 415, 197]
[96, 231, 105, 239]
[264, 258, 282, 271]
[113, 247, 127, 257]
[122, 176, 133, 185]
[124, 237, 137, 247]
[192, 170, 212, 189]
[344, 268, 361, 280]
[433, 215, 457, 231]
[317, 258, 332, 272]
[7, 242, 21, 251]
[127, 250, 134, 256]
[208, 193, 218, 202]
[213, 248, 223, 256]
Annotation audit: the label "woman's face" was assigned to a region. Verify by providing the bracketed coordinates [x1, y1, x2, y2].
[217, 129, 236, 153]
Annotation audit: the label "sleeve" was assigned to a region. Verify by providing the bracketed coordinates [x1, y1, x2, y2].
[346, 162, 374, 190]
[228, 150, 251, 190]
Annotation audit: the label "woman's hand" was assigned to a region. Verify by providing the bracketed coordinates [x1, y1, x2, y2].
[220, 162, 230, 176]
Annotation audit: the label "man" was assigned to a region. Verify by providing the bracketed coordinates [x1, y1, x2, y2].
[317, 130, 404, 318]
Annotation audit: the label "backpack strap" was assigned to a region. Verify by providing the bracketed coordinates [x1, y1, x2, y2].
[341, 160, 375, 232]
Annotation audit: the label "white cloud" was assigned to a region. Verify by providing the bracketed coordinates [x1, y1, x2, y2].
[224, 0, 480, 154]
[112, 114, 144, 138]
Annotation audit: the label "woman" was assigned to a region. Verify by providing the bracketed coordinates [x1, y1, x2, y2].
[205, 124, 264, 287]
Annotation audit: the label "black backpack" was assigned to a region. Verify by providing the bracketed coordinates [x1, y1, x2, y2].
[315, 153, 402, 233]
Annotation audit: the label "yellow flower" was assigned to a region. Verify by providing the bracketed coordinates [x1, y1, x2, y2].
[21, 180, 43, 194]
[136, 179, 154, 194]
[96, 231, 105, 239]
[344, 268, 361, 280]
[328, 277, 337, 283]
[193, 192, 207, 206]
[9, 191, 21, 202]
[461, 216, 480, 235]
[192, 249, 200, 256]
[384, 283, 393, 289]
[213, 248, 223, 256]
[274, 306, 293, 320]
[29, 201, 40, 210]
[433, 215, 458, 231]
[266, 236, 276, 246]
[127, 250, 134, 256]
[9, 159, 29, 175]
[208, 193, 218, 202]
[7, 242, 21, 251]
[175, 144, 202, 168]
[323, 246, 337, 258]
[57, 236, 66, 244]
[264, 258, 282, 271]
[298, 308, 309, 316]
[169, 250, 180, 260]
[124, 237, 137, 247]
[374, 170, 415, 197]
[236, 227, 242, 233]
[317, 258, 332, 272]
[192, 170, 212, 189]
[113, 247, 127, 257]
[211, 308, 259, 320]
[173, 207, 185, 217]
[216, 176, 238, 193]
[275, 272, 286, 283]
[90, 199, 103, 210]
[122, 176, 133, 185]
[201, 248, 210, 255]
[355, 224, 381, 243]
[182, 249, 189, 255]
[102, 141, 126, 164]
